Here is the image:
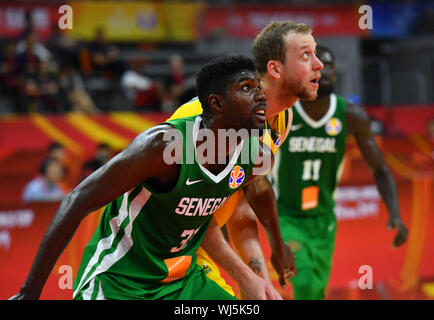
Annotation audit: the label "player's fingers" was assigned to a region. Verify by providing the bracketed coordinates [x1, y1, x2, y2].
[387, 221, 395, 230]
[266, 288, 283, 300]
[393, 233, 406, 247]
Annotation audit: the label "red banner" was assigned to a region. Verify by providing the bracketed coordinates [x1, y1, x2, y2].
[200, 5, 367, 38]
[0, 202, 102, 300]
[365, 105, 434, 136]
[0, 2, 62, 39]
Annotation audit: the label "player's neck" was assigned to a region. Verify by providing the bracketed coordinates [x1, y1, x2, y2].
[262, 76, 297, 120]
[198, 116, 239, 172]
[300, 94, 331, 120]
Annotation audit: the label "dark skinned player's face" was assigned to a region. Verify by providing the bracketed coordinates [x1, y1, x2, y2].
[317, 49, 337, 97]
[221, 70, 267, 132]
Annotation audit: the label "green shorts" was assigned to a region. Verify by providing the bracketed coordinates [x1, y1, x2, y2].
[279, 209, 337, 300]
[74, 265, 237, 300]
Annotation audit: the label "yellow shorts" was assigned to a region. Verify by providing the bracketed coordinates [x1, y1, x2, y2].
[196, 190, 243, 296]
[196, 247, 235, 296]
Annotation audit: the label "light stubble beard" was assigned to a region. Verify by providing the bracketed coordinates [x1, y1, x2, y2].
[296, 84, 318, 101]
[282, 77, 318, 102]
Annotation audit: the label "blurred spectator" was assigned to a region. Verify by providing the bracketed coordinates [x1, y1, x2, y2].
[18, 10, 34, 42]
[0, 40, 23, 113]
[46, 142, 81, 191]
[23, 60, 61, 113]
[47, 142, 66, 161]
[16, 30, 51, 63]
[46, 23, 80, 70]
[58, 62, 100, 114]
[81, 143, 113, 179]
[0, 40, 19, 82]
[88, 28, 127, 78]
[22, 157, 66, 203]
[161, 54, 186, 112]
[16, 32, 40, 77]
[178, 76, 198, 106]
[121, 64, 161, 111]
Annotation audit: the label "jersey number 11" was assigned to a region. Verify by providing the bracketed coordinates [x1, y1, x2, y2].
[302, 159, 321, 181]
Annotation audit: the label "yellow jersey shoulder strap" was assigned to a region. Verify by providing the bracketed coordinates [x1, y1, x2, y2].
[262, 108, 293, 155]
[166, 97, 203, 121]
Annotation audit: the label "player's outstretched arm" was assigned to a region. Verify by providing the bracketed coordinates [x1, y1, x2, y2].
[9, 124, 180, 300]
[347, 103, 408, 247]
[243, 174, 296, 288]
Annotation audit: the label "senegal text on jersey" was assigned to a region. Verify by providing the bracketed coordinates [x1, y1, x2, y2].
[289, 137, 337, 153]
[175, 197, 228, 216]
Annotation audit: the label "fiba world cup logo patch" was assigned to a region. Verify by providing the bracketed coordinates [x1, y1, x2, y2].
[325, 118, 342, 136]
[275, 132, 282, 148]
[229, 165, 245, 189]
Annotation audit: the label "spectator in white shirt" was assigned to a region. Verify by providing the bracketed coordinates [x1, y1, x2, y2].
[22, 157, 66, 203]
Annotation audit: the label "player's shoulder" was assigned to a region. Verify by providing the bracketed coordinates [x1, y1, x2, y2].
[343, 99, 371, 134]
[133, 123, 179, 149]
[345, 100, 368, 121]
[166, 97, 203, 121]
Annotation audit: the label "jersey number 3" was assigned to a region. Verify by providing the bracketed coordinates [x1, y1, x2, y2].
[170, 228, 200, 253]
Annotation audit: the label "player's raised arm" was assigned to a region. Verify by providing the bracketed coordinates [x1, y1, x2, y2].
[10, 124, 180, 300]
[347, 102, 408, 247]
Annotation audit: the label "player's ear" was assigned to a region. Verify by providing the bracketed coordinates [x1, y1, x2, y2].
[331, 72, 337, 84]
[208, 93, 224, 114]
[267, 60, 281, 80]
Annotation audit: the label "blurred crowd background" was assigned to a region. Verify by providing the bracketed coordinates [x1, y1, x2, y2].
[0, 0, 433, 120]
[1, 0, 434, 300]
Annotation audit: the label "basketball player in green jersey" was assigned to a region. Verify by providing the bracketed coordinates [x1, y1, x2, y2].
[10, 55, 288, 300]
[269, 45, 409, 299]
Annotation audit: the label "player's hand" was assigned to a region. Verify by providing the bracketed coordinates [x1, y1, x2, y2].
[238, 272, 283, 300]
[9, 292, 29, 300]
[9, 287, 39, 300]
[387, 217, 408, 248]
[271, 244, 297, 288]
[264, 281, 284, 300]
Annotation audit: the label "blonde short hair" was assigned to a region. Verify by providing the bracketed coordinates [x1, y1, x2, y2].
[252, 20, 312, 75]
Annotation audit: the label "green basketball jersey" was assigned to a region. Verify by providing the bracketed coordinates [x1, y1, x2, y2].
[269, 94, 347, 218]
[73, 115, 259, 299]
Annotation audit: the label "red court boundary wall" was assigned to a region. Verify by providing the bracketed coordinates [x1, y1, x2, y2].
[0, 178, 432, 300]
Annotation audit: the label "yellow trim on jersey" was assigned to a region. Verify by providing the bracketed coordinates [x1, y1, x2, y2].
[167, 97, 292, 153]
[262, 108, 292, 155]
